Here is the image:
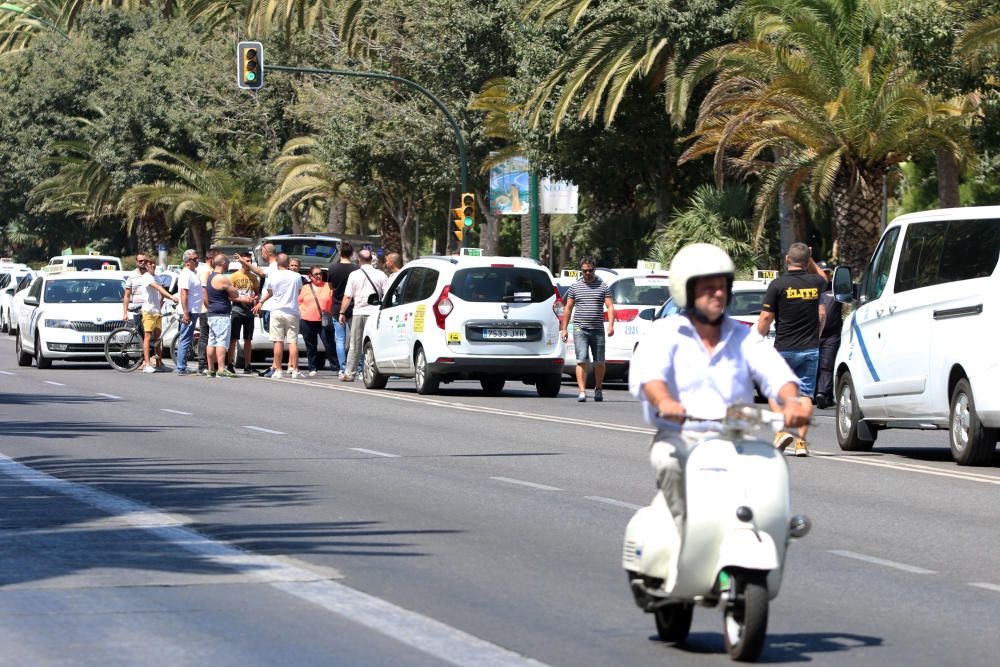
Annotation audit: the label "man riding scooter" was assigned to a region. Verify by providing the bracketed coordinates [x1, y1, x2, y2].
[629, 243, 812, 535]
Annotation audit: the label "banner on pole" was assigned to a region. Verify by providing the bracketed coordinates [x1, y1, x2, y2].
[539, 178, 579, 215]
[489, 157, 531, 216]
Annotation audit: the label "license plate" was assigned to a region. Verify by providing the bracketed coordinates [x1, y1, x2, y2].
[83, 335, 107, 343]
[483, 328, 527, 340]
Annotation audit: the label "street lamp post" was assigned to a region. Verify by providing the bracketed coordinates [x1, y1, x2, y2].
[0, 3, 70, 41]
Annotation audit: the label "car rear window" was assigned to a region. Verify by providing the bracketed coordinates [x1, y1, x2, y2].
[728, 290, 766, 316]
[270, 241, 339, 261]
[45, 279, 124, 303]
[61, 258, 120, 271]
[451, 267, 553, 303]
[610, 276, 671, 306]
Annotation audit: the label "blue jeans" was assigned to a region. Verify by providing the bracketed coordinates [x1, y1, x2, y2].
[334, 319, 350, 371]
[778, 348, 820, 398]
[175, 313, 200, 372]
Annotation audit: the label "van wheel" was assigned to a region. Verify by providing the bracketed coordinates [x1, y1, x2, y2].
[35, 334, 52, 369]
[536, 374, 562, 398]
[414, 347, 439, 395]
[480, 377, 505, 395]
[836, 371, 875, 451]
[363, 342, 388, 390]
[15, 332, 32, 366]
[949, 379, 996, 466]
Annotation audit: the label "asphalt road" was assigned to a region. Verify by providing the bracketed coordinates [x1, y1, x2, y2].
[0, 336, 997, 666]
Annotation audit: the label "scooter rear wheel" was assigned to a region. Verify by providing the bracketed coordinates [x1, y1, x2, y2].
[723, 573, 768, 661]
[654, 603, 693, 643]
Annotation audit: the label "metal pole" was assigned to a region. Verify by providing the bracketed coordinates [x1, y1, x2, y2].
[0, 3, 70, 40]
[529, 172, 539, 260]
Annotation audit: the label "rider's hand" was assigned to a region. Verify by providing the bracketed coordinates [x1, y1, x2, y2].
[656, 397, 686, 424]
[783, 397, 812, 429]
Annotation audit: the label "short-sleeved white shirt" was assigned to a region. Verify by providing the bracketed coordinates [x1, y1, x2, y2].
[260, 262, 279, 311]
[125, 270, 147, 310]
[628, 314, 797, 432]
[344, 265, 387, 317]
[263, 268, 302, 315]
[135, 273, 163, 314]
[178, 267, 204, 314]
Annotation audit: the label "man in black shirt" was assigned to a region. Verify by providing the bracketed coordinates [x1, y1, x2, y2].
[757, 242, 827, 456]
[815, 261, 842, 409]
[327, 242, 359, 377]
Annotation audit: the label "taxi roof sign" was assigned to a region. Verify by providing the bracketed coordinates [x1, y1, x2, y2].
[460, 247, 483, 257]
[754, 269, 778, 282]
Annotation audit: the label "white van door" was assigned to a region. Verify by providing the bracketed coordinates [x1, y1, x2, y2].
[374, 270, 411, 369]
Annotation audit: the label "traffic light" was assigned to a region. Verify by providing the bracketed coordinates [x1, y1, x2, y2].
[451, 204, 466, 242]
[460, 193, 475, 228]
[237, 41, 264, 90]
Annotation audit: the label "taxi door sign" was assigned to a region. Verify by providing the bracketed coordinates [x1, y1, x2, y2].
[413, 305, 426, 333]
[754, 269, 778, 281]
[447, 332, 461, 343]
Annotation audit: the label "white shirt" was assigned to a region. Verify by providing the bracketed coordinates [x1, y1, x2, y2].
[178, 267, 204, 314]
[344, 265, 387, 317]
[263, 268, 302, 315]
[125, 270, 147, 310]
[629, 315, 797, 432]
[260, 261, 279, 311]
[135, 273, 163, 314]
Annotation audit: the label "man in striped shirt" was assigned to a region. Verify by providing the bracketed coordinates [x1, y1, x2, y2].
[560, 257, 615, 402]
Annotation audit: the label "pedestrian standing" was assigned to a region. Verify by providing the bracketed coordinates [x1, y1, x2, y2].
[756, 242, 828, 456]
[134, 259, 179, 374]
[122, 254, 148, 364]
[385, 252, 403, 275]
[229, 251, 260, 374]
[560, 257, 615, 402]
[196, 254, 215, 374]
[814, 261, 842, 409]
[327, 242, 358, 378]
[339, 249, 386, 382]
[203, 254, 251, 378]
[175, 249, 203, 375]
[247, 243, 278, 343]
[252, 253, 303, 379]
[298, 267, 337, 376]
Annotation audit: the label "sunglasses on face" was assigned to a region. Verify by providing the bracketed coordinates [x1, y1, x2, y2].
[311, 273, 322, 278]
[581, 268, 595, 274]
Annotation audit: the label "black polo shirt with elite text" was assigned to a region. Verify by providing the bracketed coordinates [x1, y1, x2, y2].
[762, 270, 827, 351]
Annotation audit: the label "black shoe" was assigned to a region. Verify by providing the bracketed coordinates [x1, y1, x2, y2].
[226, 364, 236, 375]
[242, 366, 254, 375]
[814, 393, 831, 409]
[259, 367, 275, 378]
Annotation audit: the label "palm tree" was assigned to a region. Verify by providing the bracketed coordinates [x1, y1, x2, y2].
[268, 136, 354, 235]
[956, 12, 1000, 64]
[676, 0, 976, 272]
[119, 147, 266, 256]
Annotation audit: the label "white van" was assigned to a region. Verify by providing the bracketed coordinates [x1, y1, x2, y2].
[831, 205, 1000, 465]
[47, 254, 122, 272]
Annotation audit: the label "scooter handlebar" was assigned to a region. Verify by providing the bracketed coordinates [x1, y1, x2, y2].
[657, 404, 798, 432]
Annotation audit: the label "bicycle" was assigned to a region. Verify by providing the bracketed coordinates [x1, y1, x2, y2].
[104, 322, 143, 372]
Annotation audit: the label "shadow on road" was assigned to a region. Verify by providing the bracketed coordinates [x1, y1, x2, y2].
[0, 420, 179, 438]
[663, 630, 883, 662]
[837, 446, 1000, 467]
[0, 392, 121, 406]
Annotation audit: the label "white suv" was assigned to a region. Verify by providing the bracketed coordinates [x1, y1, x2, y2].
[832, 205, 1000, 465]
[361, 256, 566, 396]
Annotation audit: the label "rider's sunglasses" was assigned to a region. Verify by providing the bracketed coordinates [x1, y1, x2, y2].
[581, 268, 595, 274]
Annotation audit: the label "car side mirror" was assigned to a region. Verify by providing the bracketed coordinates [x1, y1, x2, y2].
[638, 309, 654, 321]
[4, 288, 12, 295]
[23, 295, 38, 306]
[367, 293, 381, 306]
[832, 266, 854, 304]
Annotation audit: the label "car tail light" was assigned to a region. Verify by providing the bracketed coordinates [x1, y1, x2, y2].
[614, 309, 638, 322]
[491, 263, 514, 267]
[552, 287, 564, 319]
[433, 285, 453, 329]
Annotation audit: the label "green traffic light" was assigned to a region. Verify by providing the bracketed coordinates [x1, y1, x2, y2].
[246, 72, 256, 81]
[463, 216, 473, 227]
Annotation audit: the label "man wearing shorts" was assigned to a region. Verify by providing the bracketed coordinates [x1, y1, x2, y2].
[252, 253, 303, 379]
[134, 260, 178, 374]
[229, 251, 260, 374]
[757, 242, 828, 456]
[203, 254, 251, 378]
[560, 257, 615, 402]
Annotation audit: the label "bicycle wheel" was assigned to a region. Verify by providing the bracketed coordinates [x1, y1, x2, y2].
[105, 327, 143, 372]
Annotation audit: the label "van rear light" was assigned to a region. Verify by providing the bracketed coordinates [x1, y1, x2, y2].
[433, 285, 453, 329]
[491, 263, 514, 267]
[552, 287, 564, 318]
[614, 309, 638, 322]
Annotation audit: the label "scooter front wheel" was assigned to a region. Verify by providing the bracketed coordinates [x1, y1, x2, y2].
[654, 603, 693, 643]
[723, 573, 768, 661]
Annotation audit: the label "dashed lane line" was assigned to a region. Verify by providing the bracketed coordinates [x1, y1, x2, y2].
[829, 549, 936, 574]
[969, 583, 1000, 594]
[0, 370, 14, 375]
[490, 477, 562, 492]
[0, 453, 549, 667]
[42, 380, 66, 386]
[242, 425, 286, 435]
[584, 495, 643, 510]
[161, 408, 193, 416]
[349, 448, 401, 458]
[96, 393, 121, 400]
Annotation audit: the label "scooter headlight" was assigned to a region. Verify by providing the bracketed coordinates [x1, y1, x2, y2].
[789, 514, 812, 538]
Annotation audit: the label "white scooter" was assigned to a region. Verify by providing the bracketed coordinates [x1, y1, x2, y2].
[622, 405, 811, 662]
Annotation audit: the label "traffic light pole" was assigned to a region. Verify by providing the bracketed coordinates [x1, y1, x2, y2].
[267, 64, 470, 249]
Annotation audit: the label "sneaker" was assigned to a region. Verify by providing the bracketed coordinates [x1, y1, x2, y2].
[243, 366, 254, 375]
[577, 392, 586, 402]
[290, 370, 303, 379]
[308, 370, 317, 378]
[272, 370, 283, 380]
[341, 374, 355, 382]
[207, 371, 217, 378]
[773, 431, 795, 453]
[217, 369, 237, 378]
[143, 365, 157, 374]
[154, 365, 171, 373]
[226, 364, 236, 375]
[338, 371, 345, 379]
[259, 367, 275, 378]
[175, 369, 191, 376]
[793, 438, 810, 457]
[594, 388, 604, 402]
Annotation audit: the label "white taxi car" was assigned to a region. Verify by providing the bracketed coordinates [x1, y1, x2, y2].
[0, 268, 34, 333]
[361, 255, 565, 396]
[655, 280, 775, 338]
[15, 271, 129, 368]
[563, 271, 671, 383]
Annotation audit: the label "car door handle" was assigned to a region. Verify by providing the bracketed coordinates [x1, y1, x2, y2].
[887, 304, 896, 314]
[875, 308, 885, 317]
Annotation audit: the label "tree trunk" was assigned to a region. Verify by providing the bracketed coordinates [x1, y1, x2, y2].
[478, 190, 499, 256]
[832, 169, 884, 276]
[935, 146, 961, 209]
[327, 199, 347, 234]
[379, 208, 402, 256]
[539, 214, 551, 269]
[290, 206, 304, 235]
[520, 213, 531, 257]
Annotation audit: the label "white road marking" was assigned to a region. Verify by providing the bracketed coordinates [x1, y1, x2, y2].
[969, 582, 1000, 594]
[0, 453, 549, 667]
[828, 549, 936, 574]
[0, 370, 14, 375]
[813, 450, 1000, 485]
[585, 495, 643, 510]
[490, 477, 562, 491]
[42, 380, 66, 386]
[350, 448, 400, 458]
[160, 408, 193, 416]
[96, 393, 121, 400]
[243, 425, 286, 435]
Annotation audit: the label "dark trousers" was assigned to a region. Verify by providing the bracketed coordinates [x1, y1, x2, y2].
[197, 314, 209, 371]
[300, 319, 339, 372]
[817, 334, 840, 398]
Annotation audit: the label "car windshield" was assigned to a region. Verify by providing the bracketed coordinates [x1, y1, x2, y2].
[59, 258, 119, 271]
[45, 279, 124, 303]
[451, 267, 553, 303]
[269, 240, 339, 262]
[656, 290, 767, 319]
[609, 276, 670, 306]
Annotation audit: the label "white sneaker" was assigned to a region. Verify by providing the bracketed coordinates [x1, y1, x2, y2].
[290, 370, 303, 379]
[142, 365, 157, 374]
[308, 370, 317, 378]
[272, 370, 283, 380]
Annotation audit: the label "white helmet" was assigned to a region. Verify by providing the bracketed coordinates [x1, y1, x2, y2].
[669, 243, 735, 310]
